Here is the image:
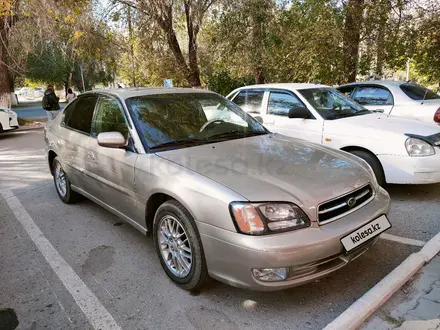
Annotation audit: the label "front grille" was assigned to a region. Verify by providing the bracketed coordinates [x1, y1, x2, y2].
[317, 184, 374, 224]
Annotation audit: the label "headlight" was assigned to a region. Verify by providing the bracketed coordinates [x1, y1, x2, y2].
[230, 202, 310, 235]
[405, 138, 435, 157]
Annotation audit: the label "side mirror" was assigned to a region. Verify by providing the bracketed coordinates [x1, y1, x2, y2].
[254, 116, 263, 124]
[288, 107, 310, 119]
[97, 132, 126, 148]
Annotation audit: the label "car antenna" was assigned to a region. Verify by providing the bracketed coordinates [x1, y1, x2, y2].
[421, 86, 429, 105]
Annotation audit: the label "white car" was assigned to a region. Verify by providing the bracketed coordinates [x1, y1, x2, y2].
[227, 84, 440, 185]
[0, 108, 19, 132]
[337, 81, 440, 124]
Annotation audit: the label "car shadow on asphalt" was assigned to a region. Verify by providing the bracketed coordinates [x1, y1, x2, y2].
[385, 183, 440, 201]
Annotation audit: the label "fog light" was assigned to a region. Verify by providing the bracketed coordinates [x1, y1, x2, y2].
[252, 267, 288, 282]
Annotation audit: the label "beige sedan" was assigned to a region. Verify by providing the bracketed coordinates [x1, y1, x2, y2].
[44, 88, 391, 291]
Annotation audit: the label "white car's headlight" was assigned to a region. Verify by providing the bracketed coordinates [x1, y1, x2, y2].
[230, 202, 310, 235]
[405, 138, 435, 157]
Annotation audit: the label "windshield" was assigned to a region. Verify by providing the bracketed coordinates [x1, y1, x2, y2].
[400, 84, 440, 101]
[298, 88, 370, 120]
[126, 93, 268, 150]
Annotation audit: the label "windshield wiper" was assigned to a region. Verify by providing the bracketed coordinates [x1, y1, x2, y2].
[150, 138, 206, 150]
[206, 130, 267, 140]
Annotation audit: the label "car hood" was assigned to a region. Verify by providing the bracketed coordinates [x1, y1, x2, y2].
[335, 113, 440, 136]
[155, 134, 371, 212]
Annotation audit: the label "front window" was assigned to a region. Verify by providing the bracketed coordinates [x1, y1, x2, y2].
[298, 88, 370, 120]
[92, 97, 129, 138]
[126, 93, 268, 150]
[267, 91, 306, 117]
[400, 84, 440, 101]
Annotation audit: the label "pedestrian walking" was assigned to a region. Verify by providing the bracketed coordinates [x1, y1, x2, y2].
[66, 88, 76, 103]
[42, 85, 60, 120]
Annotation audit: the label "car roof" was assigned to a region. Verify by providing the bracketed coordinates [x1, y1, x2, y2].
[339, 80, 409, 88]
[235, 83, 330, 91]
[80, 87, 216, 100]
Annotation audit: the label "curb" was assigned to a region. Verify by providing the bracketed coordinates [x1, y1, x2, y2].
[18, 123, 45, 131]
[323, 232, 440, 330]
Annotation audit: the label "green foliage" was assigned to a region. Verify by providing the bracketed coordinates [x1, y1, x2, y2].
[8, 0, 440, 91]
[206, 70, 254, 96]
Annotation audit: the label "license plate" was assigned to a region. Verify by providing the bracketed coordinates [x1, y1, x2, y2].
[341, 215, 391, 252]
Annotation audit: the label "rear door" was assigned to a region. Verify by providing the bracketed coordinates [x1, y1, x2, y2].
[262, 89, 323, 144]
[351, 85, 394, 114]
[58, 96, 98, 191]
[85, 95, 139, 222]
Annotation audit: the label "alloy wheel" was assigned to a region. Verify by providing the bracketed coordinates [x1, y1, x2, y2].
[157, 215, 193, 278]
[55, 163, 67, 198]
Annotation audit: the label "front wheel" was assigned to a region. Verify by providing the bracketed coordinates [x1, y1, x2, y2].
[153, 200, 208, 291]
[349, 150, 385, 186]
[52, 157, 82, 203]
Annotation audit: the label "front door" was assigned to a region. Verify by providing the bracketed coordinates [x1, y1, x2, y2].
[262, 90, 324, 144]
[85, 95, 140, 222]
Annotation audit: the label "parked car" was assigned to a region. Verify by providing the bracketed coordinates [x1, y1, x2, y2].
[337, 81, 440, 124]
[45, 88, 390, 291]
[0, 108, 19, 132]
[34, 87, 45, 98]
[227, 84, 440, 185]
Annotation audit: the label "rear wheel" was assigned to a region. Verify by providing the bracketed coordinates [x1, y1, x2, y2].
[349, 150, 385, 186]
[52, 157, 82, 203]
[153, 200, 208, 291]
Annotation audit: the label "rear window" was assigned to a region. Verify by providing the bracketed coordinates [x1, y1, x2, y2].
[400, 84, 440, 100]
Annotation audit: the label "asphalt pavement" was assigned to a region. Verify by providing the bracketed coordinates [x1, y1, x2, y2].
[0, 128, 439, 330]
[12, 100, 66, 121]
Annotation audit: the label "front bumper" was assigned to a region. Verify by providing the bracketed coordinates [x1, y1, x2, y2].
[1, 112, 19, 131]
[378, 149, 440, 184]
[198, 187, 390, 291]
[9, 114, 19, 129]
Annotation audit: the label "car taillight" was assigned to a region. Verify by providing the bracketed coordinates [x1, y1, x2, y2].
[434, 108, 440, 123]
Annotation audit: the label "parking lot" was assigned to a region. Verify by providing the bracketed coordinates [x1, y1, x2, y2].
[1, 128, 439, 330]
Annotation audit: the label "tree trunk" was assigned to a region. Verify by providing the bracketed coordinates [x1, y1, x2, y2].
[0, 16, 13, 108]
[184, 3, 202, 87]
[250, 0, 267, 84]
[375, 1, 391, 78]
[342, 0, 364, 83]
[167, 27, 192, 85]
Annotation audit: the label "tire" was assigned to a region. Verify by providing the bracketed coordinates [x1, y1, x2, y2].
[52, 157, 82, 203]
[349, 150, 385, 186]
[153, 200, 208, 291]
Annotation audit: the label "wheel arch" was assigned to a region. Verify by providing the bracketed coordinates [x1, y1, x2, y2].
[144, 192, 196, 234]
[340, 145, 386, 182]
[48, 150, 58, 175]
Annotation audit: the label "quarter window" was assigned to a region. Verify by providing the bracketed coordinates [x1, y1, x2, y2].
[268, 91, 305, 117]
[232, 90, 264, 114]
[400, 84, 440, 100]
[64, 97, 98, 134]
[92, 97, 129, 138]
[352, 86, 393, 105]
